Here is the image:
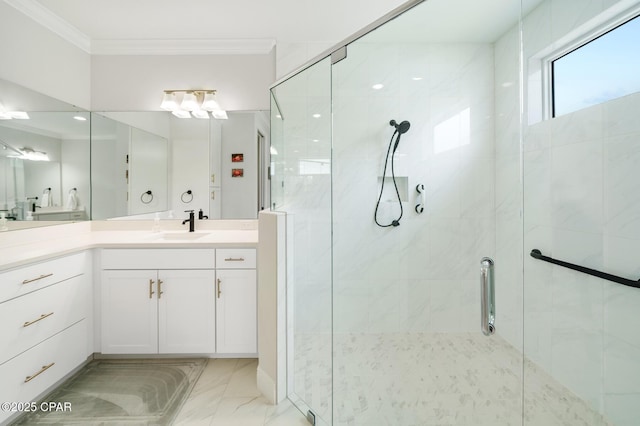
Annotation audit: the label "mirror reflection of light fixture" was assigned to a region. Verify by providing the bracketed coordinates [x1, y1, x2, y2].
[9, 147, 50, 161]
[211, 110, 228, 120]
[0, 104, 29, 120]
[160, 90, 227, 119]
[171, 110, 191, 119]
[191, 108, 209, 119]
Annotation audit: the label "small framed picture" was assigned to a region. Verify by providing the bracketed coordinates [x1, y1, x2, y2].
[232, 168, 244, 177]
[232, 153, 244, 162]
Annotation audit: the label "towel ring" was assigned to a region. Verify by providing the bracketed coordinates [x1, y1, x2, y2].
[181, 190, 193, 203]
[140, 190, 153, 204]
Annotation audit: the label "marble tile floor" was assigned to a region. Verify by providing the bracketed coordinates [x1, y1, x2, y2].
[11, 358, 308, 426]
[172, 358, 308, 426]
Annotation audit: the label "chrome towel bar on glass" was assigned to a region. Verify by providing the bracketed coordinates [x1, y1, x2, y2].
[530, 249, 640, 289]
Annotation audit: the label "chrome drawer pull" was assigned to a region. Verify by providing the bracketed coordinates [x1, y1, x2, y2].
[24, 362, 55, 383]
[22, 273, 53, 285]
[224, 257, 245, 262]
[23, 312, 54, 327]
[149, 279, 155, 299]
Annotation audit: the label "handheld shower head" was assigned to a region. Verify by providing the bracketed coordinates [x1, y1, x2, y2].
[389, 119, 410, 152]
[390, 119, 411, 134]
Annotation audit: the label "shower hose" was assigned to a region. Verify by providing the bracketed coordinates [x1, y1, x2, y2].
[374, 128, 403, 227]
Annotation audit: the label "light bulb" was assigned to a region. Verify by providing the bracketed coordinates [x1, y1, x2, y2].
[180, 92, 199, 111]
[202, 92, 220, 111]
[160, 92, 178, 111]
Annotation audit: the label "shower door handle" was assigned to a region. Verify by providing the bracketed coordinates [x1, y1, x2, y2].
[480, 257, 495, 336]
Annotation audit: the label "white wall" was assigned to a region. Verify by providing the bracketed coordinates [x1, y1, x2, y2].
[0, 2, 90, 109]
[91, 53, 276, 112]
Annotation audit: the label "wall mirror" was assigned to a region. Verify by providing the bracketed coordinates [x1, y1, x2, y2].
[0, 75, 270, 227]
[0, 79, 90, 230]
[91, 112, 169, 220]
[92, 110, 271, 221]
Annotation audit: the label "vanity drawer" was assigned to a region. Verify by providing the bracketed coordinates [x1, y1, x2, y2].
[216, 248, 256, 269]
[101, 248, 216, 270]
[0, 252, 87, 303]
[0, 321, 87, 424]
[0, 275, 88, 364]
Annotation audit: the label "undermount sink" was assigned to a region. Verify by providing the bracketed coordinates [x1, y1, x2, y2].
[148, 232, 210, 241]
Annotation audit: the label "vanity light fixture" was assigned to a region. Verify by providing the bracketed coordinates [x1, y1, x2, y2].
[160, 90, 227, 119]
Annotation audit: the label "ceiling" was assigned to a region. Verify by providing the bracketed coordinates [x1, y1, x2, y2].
[11, 0, 410, 54]
[8, 0, 544, 56]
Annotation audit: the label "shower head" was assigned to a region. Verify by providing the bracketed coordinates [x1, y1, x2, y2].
[390, 119, 411, 134]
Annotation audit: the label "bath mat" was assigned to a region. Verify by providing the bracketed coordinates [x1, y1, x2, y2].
[12, 358, 207, 425]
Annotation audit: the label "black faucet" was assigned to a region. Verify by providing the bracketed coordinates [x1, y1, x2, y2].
[182, 210, 195, 232]
[198, 209, 208, 220]
[27, 196, 39, 213]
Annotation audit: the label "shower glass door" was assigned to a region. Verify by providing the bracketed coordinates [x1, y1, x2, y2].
[330, 0, 524, 424]
[271, 57, 333, 425]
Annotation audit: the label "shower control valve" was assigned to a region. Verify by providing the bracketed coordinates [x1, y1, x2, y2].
[415, 183, 425, 214]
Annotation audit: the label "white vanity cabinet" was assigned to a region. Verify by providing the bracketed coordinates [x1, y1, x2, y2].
[215, 248, 257, 354]
[100, 247, 257, 356]
[0, 251, 92, 425]
[100, 249, 216, 355]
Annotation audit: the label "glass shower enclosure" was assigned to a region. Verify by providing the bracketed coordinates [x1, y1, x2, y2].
[271, 0, 640, 424]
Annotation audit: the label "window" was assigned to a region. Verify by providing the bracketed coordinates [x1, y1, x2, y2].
[551, 14, 640, 117]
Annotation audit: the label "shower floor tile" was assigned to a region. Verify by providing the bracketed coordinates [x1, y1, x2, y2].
[292, 332, 614, 426]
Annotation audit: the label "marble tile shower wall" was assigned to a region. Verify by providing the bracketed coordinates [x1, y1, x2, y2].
[494, 23, 524, 352]
[524, 92, 640, 425]
[277, 58, 333, 337]
[522, 0, 640, 424]
[331, 41, 496, 335]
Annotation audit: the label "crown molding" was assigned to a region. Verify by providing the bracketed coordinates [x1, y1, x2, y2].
[4, 0, 276, 56]
[4, 0, 91, 53]
[91, 38, 276, 55]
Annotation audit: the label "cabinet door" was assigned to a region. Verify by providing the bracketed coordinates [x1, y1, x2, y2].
[101, 270, 158, 354]
[216, 269, 257, 354]
[158, 270, 216, 354]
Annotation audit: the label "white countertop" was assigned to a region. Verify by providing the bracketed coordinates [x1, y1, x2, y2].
[0, 220, 259, 271]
